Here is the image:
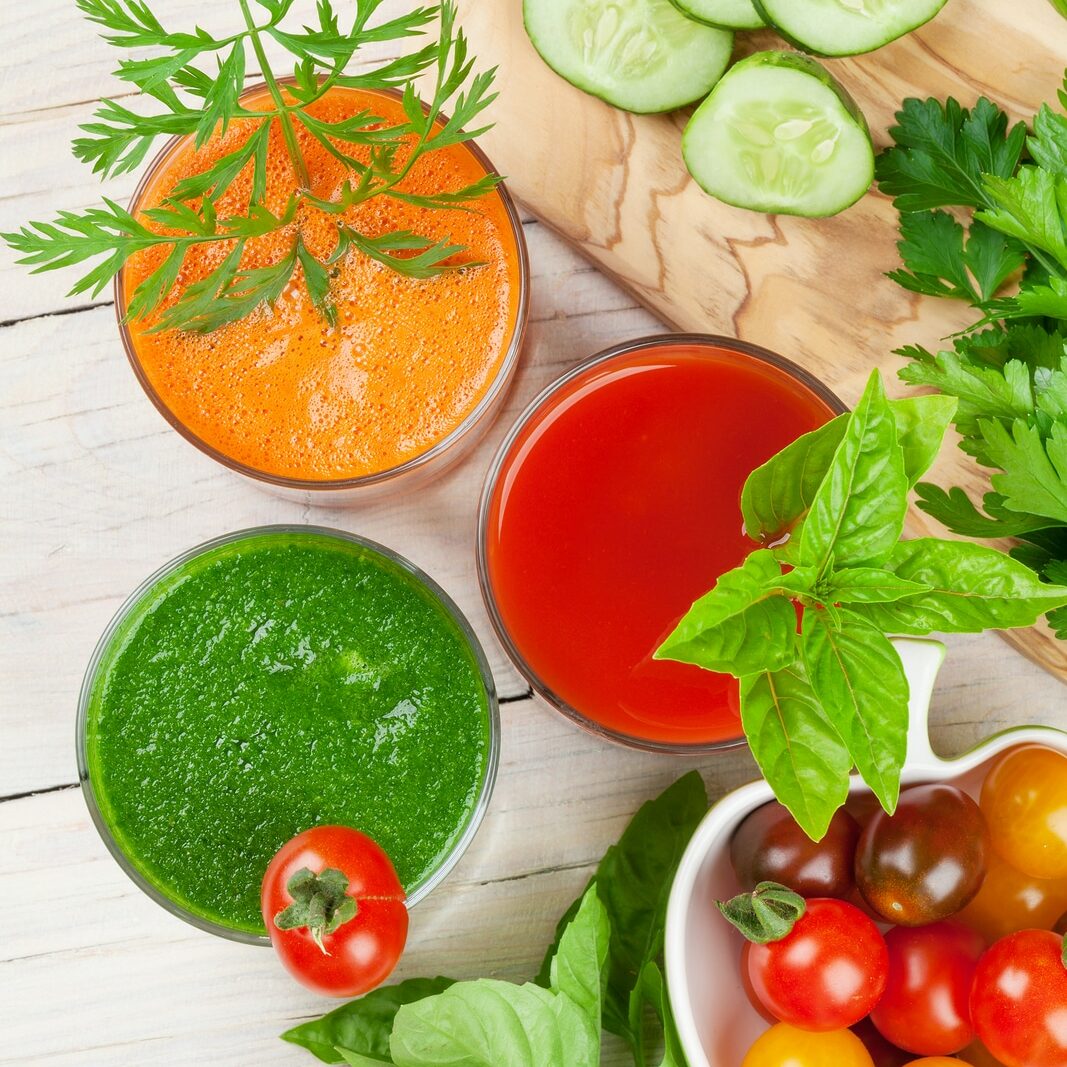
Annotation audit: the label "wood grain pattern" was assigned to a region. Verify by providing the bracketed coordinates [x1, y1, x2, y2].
[451, 0, 1067, 681]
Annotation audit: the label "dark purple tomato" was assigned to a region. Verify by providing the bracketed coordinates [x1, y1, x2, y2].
[855, 783, 988, 925]
[731, 802, 861, 898]
[850, 1017, 912, 1067]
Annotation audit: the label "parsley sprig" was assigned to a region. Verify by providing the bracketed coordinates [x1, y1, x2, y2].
[878, 73, 1067, 638]
[3, 0, 500, 333]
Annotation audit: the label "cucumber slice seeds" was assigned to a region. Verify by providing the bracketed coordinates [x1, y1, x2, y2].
[682, 52, 874, 218]
[753, 0, 948, 56]
[670, 0, 766, 30]
[523, 0, 734, 114]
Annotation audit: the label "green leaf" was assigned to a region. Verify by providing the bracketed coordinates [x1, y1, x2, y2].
[1030, 103, 1067, 178]
[801, 372, 908, 573]
[537, 773, 707, 1046]
[819, 568, 930, 603]
[195, 40, 246, 148]
[628, 962, 686, 1067]
[887, 211, 1021, 303]
[801, 610, 909, 814]
[891, 394, 958, 486]
[914, 484, 1057, 538]
[740, 664, 852, 841]
[877, 96, 1026, 212]
[338, 228, 479, 280]
[741, 415, 847, 543]
[548, 885, 609, 1028]
[654, 550, 798, 676]
[981, 418, 1067, 522]
[282, 978, 456, 1064]
[850, 538, 1067, 633]
[390, 980, 598, 1067]
[978, 167, 1067, 274]
[296, 237, 336, 327]
[717, 881, 806, 944]
[170, 123, 269, 202]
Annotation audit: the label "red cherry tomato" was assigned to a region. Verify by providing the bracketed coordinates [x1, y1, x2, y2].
[855, 784, 989, 925]
[741, 1023, 875, 1067]
[730, 802, 861, 898]
[746, 898, 888, 1031]
[740, 942, 777, 1023]
[981, 745, 1067, 881]
[970, 929, 1067, 1067]
[957, 849, 1067, 943]
[870, 921, 985, 1055]
[261, 825, 408, 998]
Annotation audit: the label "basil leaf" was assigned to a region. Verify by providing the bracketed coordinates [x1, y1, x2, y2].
[740, 665, 852, 841]
[337, 1051, 393, 1066]
[655, 550, 797, 675]
[819, 568, 930, 603]
[740, 399, 950, 546]
[801, 372, 908, 573]
[390, 980, 597, 1067]
[282, 978, 455, 1064]
[741, 415, 847, 542]
[851, 537, 1067, 633]
[801, 610, 909, 814]
[891, 394, 958, 486]
[536, 773, 707, 1046]
[548, 884, 609, 1026]
[628, 962, 685, 1067]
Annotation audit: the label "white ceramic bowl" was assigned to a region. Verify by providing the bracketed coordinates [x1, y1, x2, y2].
[665, 637, 1067, 1067]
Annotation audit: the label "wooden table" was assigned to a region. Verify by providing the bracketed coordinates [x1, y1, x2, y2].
[1, 3, 1064, 1062]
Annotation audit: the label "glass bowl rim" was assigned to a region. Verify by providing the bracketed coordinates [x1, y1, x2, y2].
[476, 332, 848, 756]
[76, 523, 501, 945]
[113, 81, 531, 491]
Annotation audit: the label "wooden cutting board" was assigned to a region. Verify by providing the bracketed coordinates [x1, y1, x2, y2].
[449, 0, 1067, 683]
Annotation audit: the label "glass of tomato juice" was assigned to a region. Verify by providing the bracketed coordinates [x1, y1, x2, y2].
[478, 334, 846, 752]
[116, 83, 529, 503]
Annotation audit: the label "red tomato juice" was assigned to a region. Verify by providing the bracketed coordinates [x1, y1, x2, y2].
[482, 339, 841, 747]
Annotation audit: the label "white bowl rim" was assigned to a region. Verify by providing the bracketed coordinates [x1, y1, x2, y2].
[665, 636, 1067, 1067]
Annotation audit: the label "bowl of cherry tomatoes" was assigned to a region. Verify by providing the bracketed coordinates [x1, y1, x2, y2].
[665, 637, 1067, 1067]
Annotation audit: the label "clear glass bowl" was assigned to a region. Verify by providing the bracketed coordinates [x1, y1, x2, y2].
[77, 525, 500, 944]
[477, 333, 847, 755]
[114, 84, 530, 504]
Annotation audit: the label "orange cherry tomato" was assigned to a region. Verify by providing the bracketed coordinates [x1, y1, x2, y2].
[957, 848, 1067, 942]
[980, 745, 1067, 880]
[741, 1023, 875, 1067]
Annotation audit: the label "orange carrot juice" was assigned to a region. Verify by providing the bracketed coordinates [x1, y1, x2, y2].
[121, 86, 525, 483]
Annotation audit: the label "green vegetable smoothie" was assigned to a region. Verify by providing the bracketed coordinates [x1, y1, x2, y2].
[82, 528, 494, 937]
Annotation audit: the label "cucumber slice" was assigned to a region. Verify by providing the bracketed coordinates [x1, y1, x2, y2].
[682, 52, 874, 217]
[671, 0, 766, 30]
[524, 0, 734, 114]
[753, 0, 948, 56]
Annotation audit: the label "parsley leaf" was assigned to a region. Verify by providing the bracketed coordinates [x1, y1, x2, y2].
[877, 96, 1026, 212]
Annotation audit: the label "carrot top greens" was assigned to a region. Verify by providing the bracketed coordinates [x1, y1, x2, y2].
[3, 0, 499, 332]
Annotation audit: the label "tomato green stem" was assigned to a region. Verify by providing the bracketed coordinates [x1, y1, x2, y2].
[274, 866, 358, 955]
[718, 881, 806, 944]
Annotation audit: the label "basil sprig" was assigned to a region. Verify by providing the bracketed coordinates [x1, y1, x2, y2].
[657, 370, 1067, 840]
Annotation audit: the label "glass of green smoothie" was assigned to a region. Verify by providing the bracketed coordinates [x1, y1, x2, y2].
[77, 526, 499, 944]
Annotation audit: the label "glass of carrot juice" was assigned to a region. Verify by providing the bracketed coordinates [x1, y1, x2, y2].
[117, 83, 528, 502]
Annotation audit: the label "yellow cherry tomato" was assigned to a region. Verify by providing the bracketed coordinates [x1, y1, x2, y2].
[956, 847, 1067, 941]
[741, 1023, 875, 1067]
[902, 1060, 970, 1066]
[980, 745, 1067, 880]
